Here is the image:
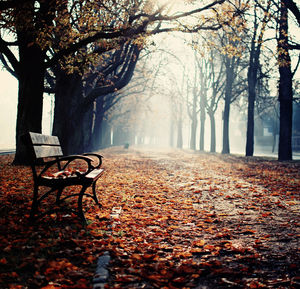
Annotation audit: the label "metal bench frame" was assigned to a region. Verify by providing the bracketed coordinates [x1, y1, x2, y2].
[23, 132, 104, 224]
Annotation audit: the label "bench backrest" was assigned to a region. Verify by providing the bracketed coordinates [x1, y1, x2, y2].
[25, 132, 63, 160]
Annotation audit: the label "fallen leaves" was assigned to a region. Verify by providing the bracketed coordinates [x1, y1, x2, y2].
[0, 147, 299, 288]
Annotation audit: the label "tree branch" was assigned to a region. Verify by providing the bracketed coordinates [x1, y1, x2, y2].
[0, 38, 19, 77]
[283, 0, 300, 25]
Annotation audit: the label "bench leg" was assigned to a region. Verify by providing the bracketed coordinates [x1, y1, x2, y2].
[78, 185, 89, 224]
[56, 188, 63, 204]
[92, 181, 102, 208]
[29, 185, 39, 221]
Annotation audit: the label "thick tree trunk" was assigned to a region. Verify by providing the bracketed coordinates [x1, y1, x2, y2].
[91, 97, 105, 151]
[278, 2, 293, 161]
[52, 71, 84, 154]
[11, 0, 57, 165]
[279, 91, 293, 160]
[209, 112, 216, 153]
[80, 104, 94, 152]
[13, 44, 45, 165]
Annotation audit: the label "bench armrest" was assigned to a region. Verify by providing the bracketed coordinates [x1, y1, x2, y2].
[40, 155, 95, 176]
[83, 153, 103, 169]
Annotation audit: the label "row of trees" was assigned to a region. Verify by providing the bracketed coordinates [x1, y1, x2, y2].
[0, 0, 299, 163]
[138, 0, 299, 160]
[0, 0, 227, 164]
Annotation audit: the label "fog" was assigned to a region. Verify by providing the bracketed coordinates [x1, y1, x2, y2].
[0, 70, 18, 150]
[0, 32, 297, 159]
[0, 70, 53, 151]
[123, 91, 249, 153]
[113, 33, 280, 158]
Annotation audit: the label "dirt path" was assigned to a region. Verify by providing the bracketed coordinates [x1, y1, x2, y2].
[100, 147, 300, 288]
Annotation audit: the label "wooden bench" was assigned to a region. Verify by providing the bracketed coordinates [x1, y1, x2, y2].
[23, 132, 104, 224]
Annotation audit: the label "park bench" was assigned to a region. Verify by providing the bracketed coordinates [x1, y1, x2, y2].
[23, 132, 104, 224]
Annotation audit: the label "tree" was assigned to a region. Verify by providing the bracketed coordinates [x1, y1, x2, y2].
[221, 47, 246, 154]
[192, 1, 248, 154]
[150, 41, 190, 149]
[245, 0, 271, 156]
[0, 0, 226, 164]
[197, 56, 210, 151]
[186, 59, 200, 150]
[190, 32, 225, 153]
[218, 5, 248, 154]
[188, 44, 210, 152]
[257, 0, 300, 160]
[104, 52, 160, 148]
[52, 40, 141, 154]
[169, 66, 186, 149]
[206, 47, 225, 153]
[277, 0, 300, 160]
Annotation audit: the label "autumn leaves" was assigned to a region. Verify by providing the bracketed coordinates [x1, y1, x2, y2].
[0, 148, 299, 288]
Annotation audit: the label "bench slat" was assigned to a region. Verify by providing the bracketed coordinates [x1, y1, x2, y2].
[33, 145, 63, 158]
[29, 132, 60, 145]
[85, 168, 104, 179]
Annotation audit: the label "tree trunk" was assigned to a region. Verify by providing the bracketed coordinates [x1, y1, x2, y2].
[113, 125, 129, 146]
[278, 2, 293, 161]
[222, 100, 230, 154]
[190, 118, 197, 150]
[222, 57, 234, 154]
[209, 112, 216, 153]
[272, 115, 279, 153]
[246, 79, 256, 156]
[199, 104, 206, 151]
[52, 69, 95, 155]
[279, 91, 293, 160]
[91, 98, 113, 150]
[79, 104, 94, 152]
[101, 120, 112, 148]
[13, 43, 45, 165]
[52, 71, 85, 154]
[245, 32, 258, 157]
[189, 91, 198, 150]
[245, 1, 267, 157]
[177, 118, 183, 149]
[177, 103, 183, 149]
[91, 97, 104, 151]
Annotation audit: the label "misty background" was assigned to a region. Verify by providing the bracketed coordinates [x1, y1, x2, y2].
[0, 32, 299, 158]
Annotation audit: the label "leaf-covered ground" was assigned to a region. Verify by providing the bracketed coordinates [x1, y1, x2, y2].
[0, 147, 299, 288]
